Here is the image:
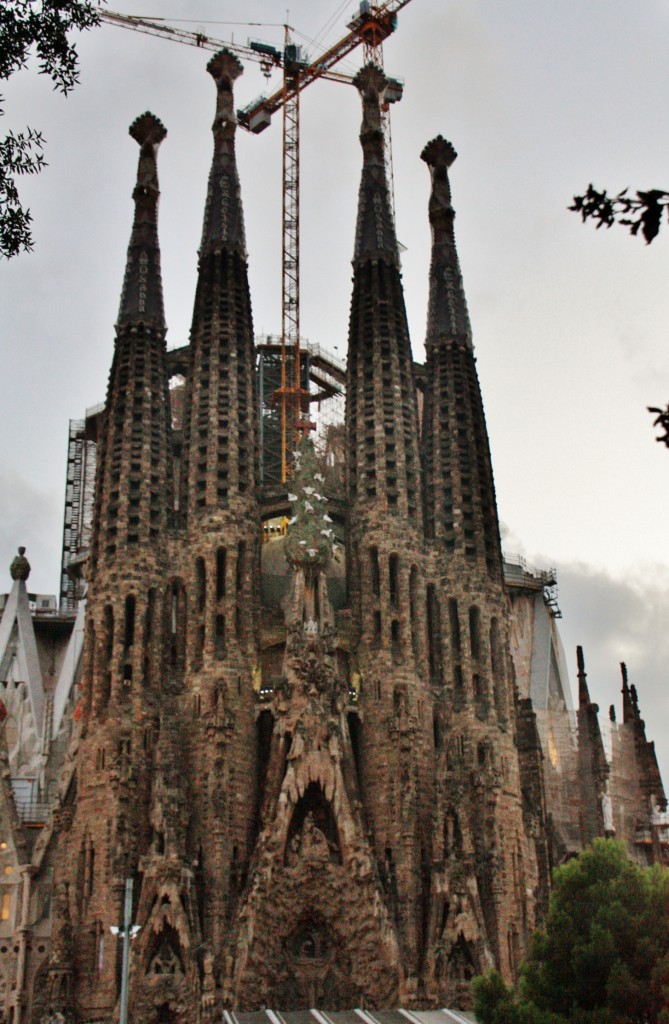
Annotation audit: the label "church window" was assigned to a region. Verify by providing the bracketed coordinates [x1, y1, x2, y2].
[469, 605, 481, 659]
[409, 566, 420, 664]
[85, 843, 95, 898]
[194, 558, 205, 614]
[448, 598, 461, 655]
[389, 553, 399, 607]
[123, 593, 135, 647]
[194, 624, 205, 666]
[215, 615, 226, 659]
[370, 547, 380, 596]
[391, 619, 401, 658]
[0, 893, 10, 921]
[236, 541, 246, 594]
[216, 548, 226, 599]
[426, 584, 443, 684]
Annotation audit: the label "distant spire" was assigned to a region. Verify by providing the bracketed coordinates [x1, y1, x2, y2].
[180, 48, 258, 515]
[352, 64, 398, 264]
[419, 136, 501, 574]
[577, 645, 591, 708]
[200, 50, 246, 258]
[421, 135, 472, 348]
[345, 64, 422, 524]
[117, 112, 167, 328]
[621, 661, 634, 722]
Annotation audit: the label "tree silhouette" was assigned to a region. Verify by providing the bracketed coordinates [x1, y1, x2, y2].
[570, 184, 669, 244]
[1, 0, 102, 259]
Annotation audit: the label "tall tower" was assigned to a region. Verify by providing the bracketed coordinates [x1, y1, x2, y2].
[345, 64, 430, 989]
[49, 112, 175, 1019]
[420, 137, 545, 999]
[138, 49, 262, 1015]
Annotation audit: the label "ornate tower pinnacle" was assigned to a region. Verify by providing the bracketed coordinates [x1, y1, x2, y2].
[352, 64, 399, 265]
[420, 136, 500, 574]
[117, 112, 167, 329]
[577, 645, 591, 708]
[200, 49, 246, 257]
[421, 135, 472, 346]
[90, 112, 173, 570]
[346, 64, 421, 524]
[181, 49, 258, 516]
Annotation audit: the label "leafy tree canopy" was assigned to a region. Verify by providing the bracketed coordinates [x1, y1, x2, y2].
[570, 185, 669, 245]
[474, 839, 669, 1024]
[1, 0, 102, 259]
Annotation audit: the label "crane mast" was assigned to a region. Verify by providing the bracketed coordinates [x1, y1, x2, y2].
[100, 1, 414, 482]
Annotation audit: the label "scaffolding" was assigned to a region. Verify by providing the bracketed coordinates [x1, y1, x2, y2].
[256, 336, 345, 488]
[59, 419, 97, 611]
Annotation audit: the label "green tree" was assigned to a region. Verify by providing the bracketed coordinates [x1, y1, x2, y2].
[474, 839, 669, 1024]
[1, 0, 102, 258]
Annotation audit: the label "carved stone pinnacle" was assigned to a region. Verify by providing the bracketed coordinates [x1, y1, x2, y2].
[129, 112, 167, 148]
[207, 49, 244, 87]
[421, 136, 457, 171]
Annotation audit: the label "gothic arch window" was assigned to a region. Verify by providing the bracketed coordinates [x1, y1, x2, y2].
[124, 595, 136, 651]
[236, 541, 246, 639]
[409, 565, 420, 664]
[143, 588, 157, 687]
[99, 605, 114, 709]
[195, 557, 206, 613]
[369, 547, 380, 597]
[216, 547, 226, 600]
[388, 553, 399, 607]
[469, 605, 481, 660]
[490, 616, 505, 717]
[426, 584, 443, 684]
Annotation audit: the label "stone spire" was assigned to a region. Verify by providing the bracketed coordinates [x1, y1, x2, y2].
[577, 644, 591, 708]
[420, 136, 501, 577]
[117, 113, 167, 328]
[353, 64, 398, 264]
[90, 112, 173, 570]
[621, 661, 634, 723]
[181, 49, 258, 516]
[575, 646, 609, 844]
[422, 136, 472, 346]
[200, 50, 246, 258]
[346, 64, 422, 523]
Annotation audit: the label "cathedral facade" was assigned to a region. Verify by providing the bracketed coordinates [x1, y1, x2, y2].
[0, 50, 666, 1024]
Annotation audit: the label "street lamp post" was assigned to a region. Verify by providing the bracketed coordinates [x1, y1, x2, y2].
[110, 877, 140, 1024]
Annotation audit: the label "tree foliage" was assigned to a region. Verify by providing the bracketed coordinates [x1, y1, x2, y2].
[0, 0, 102, 258]
[570, 185, 669, 245]
[473, 840, 669, 1024]
[648, 405, 669, 449]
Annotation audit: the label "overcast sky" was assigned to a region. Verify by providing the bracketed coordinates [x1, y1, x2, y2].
[2, 0, 668, 781]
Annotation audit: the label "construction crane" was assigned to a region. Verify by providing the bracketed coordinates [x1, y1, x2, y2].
[100, 1, 414, 482]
